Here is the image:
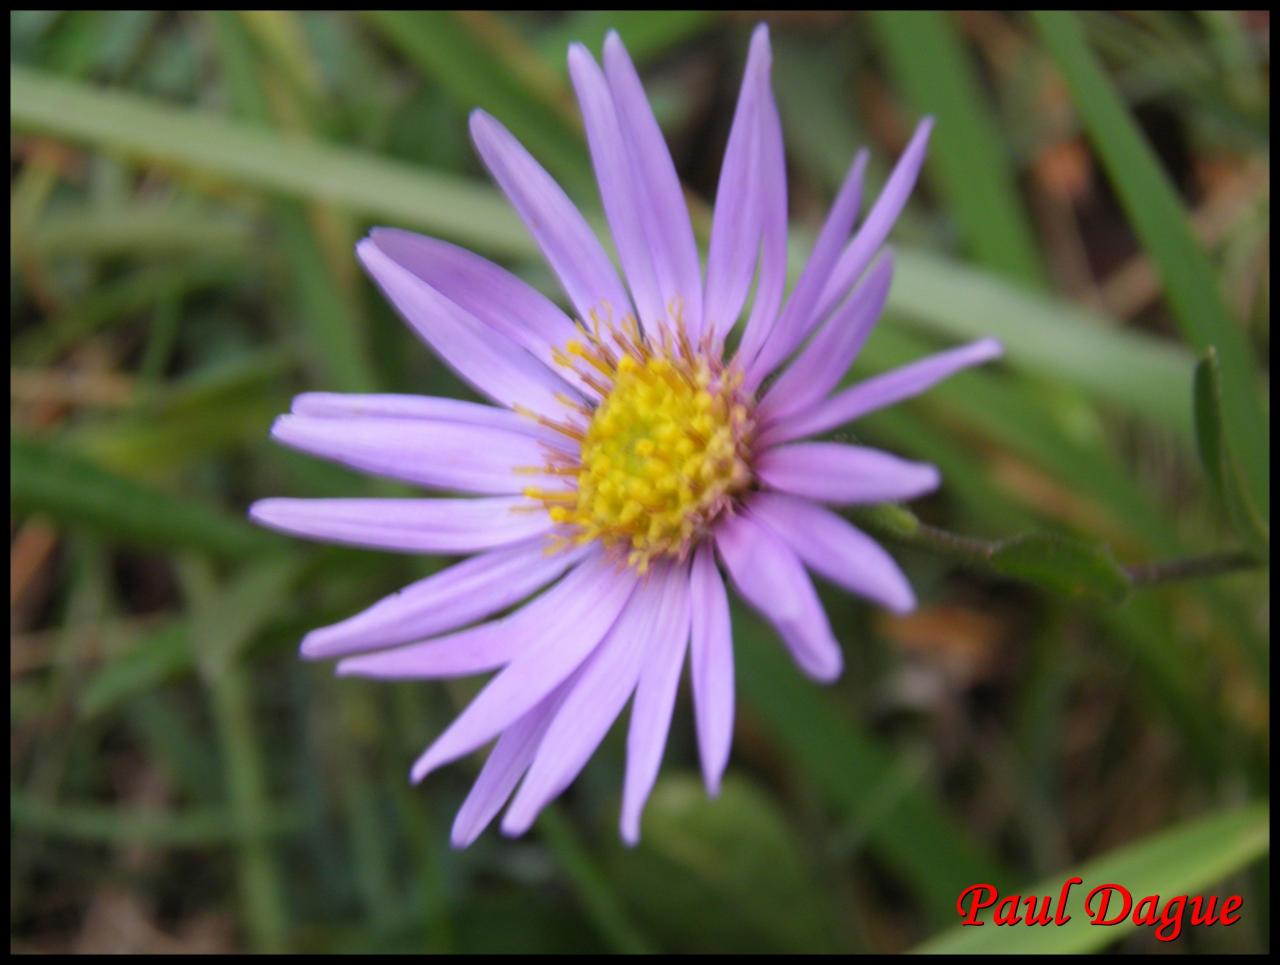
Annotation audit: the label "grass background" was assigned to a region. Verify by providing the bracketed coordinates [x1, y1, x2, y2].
[9, 10, 1269, 953]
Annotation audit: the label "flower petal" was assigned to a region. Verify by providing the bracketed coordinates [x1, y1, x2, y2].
[288, 390, 573, 452]
[301, 540, 588, 659]
[757, 442, 940, 505]
[269, 413, 553, 495]
[568, 43, 665, 335]
[750, 492, 915, 614]
[292, 391, 525, 428]
[733, 60, 790, 356]
[358, 238, 571, 416]
[703, 24, 778, 345]
[744, 149, 868, 386]
[409, 555, 638, 783]
[602, 31, 703, 338]
[247, 496, 550, 554]
[813, 117, 933, 322]
[450, 680, 575, 849]
[620, 560, 691, 845]
[715, 510, 842, 682]
[498, 574, 663, 836]
[759, 250, 894, 425]
[689, 541, 733, 797]
[335, 551, 604, 680]
[762, 337, 1004, 446]
[469, 110, 633, 328]
[366, 228, 585, 389]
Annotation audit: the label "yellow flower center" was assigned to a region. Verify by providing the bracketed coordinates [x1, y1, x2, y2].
[521, 317, 754, 571]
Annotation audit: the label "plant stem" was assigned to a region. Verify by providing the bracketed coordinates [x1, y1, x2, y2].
[853, 505, 1261, 590]
[1124, 549, 1261, 587]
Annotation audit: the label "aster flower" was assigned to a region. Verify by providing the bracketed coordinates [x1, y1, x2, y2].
[250, 24, 1002, 847]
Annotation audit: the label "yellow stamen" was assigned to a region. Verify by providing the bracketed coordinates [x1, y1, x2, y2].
[527, 312, 755, 570]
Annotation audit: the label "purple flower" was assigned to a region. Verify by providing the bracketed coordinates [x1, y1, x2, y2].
[250, 24, 1002, 847]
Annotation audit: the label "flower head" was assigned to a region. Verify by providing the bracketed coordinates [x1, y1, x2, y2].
[524, 314, 754, 571]
[250, 24, 1002, 847]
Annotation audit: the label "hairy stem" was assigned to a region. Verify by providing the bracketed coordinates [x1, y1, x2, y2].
[1124, 550, 1261, 587]
[852, 505, 1261, 592]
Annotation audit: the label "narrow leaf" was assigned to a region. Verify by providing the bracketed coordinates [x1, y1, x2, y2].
[78, 621, 191, 719]
[11, 790, 300, 847]
[11, 436, 281, 559]
[1033, 11, 1269, 528]
[872, 10, 1046, 285]
[991, 533, 1131, 602]
[1192, 347, 1270, 561]
[10, 64, 533, 258]
[363, 11, 593, 198]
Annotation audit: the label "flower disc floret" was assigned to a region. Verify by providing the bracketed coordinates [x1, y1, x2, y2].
[525, 320, 754, 570]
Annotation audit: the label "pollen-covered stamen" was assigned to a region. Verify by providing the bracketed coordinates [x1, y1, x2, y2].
[523, 313, 755, 572]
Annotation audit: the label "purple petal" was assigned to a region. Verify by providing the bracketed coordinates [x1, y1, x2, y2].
[293, 391, 527, 427]
[760, 337, 1004, 446]
[602, 31, 704, 338]
[689, 542, 733, 797]
[288, 391, 573, 452]
[498, 574, 664, 836]
[703, 24, 778, 345]
[270, 413, 555, 495]
[301, 540, 588, 659]
[813, 118, 933, 322]
[743, 149, 868, 386]
[469, 110, 633, 329]
[247, 496, 550, 554]
[451, 680, 576, 848]
[620, 560, 692, 845]
[409, 555, 638, 783]
[715, 510, 842, 682]
[335, 551, 605, 680]
[760, 251, 894, 425]
[568, 44, 665, 335]
[733, 64, 790, 356]
[750, 492, 915, 614]
[756, 442, 940, 505]
[365, 229, 587, 393]
[358, 238, 572, 416]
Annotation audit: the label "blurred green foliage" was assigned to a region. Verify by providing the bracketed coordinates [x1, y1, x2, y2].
[10, 11, 1269, 954]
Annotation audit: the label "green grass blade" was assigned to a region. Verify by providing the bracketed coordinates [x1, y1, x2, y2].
[889, 251, 1196, 441]
[1032, 11, 1269, 525]
[20, 202, 253, 257]
[10, 64, 533, 258]
[872, 10, 1046, 286]
[363, 11, 593, 198]
[916, 800, 1269, 952]
[181, 556, 297, 952]
[77, 620, 191, 719]
[11, 790, 301, 847]
[209, 10, 378, 393]
[11, 435, 283, 559]
[13, 258, 246, 366]
[537, 11, 718, 66]
[66, 351, 291, 475]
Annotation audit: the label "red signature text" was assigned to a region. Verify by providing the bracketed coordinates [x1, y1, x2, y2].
[957, 878, 1243, 942]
